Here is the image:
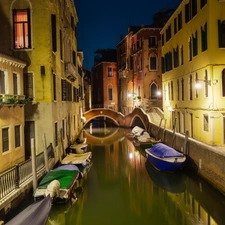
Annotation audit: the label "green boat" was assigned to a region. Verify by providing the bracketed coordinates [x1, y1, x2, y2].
[34, 165, 80, 204]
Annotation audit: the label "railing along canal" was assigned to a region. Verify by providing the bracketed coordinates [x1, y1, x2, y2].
[0, 144, 54, 199]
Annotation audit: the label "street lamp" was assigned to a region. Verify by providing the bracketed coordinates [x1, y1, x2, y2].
[195, 79, 218, 89]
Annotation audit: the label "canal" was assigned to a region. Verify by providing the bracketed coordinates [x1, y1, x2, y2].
[45, 126, 225, 225]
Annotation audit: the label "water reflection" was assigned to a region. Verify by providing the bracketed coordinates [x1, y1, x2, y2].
[46, 127, 225, 225]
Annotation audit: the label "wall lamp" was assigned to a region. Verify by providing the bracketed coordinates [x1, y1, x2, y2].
[195, 79, 218, 88]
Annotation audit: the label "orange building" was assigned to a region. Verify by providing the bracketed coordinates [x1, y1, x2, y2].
[91, 49, 118, 111]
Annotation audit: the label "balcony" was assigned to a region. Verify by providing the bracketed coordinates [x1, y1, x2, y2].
[0, 94, 30, 106]
[65, 62, 77, 82]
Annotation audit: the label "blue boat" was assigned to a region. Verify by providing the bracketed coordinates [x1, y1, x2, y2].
[145, 143, 186, 172]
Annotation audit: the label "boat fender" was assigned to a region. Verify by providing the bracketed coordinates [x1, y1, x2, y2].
[45, 180, 60, 199]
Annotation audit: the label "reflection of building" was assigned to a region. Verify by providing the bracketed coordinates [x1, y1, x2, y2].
[117, 9, 174, 115]
[0, 0, 84, 169]
[91, 49, 118, 111]
[161, 1, 225, 145]
[0, 54, 26, 172]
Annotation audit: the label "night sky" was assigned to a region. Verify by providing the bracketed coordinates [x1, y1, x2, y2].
[74, 0, 182, 71]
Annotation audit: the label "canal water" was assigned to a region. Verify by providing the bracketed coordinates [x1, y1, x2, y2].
[45, 127, 225, 225]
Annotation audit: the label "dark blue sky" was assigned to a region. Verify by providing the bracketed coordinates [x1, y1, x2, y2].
[74, 0, 182, 70]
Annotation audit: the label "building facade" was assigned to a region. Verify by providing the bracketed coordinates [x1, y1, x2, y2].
[92, 49, 118, 111]
[161, 0, 225, 145]
[117, 9, 174, 116]
[0, 54, 26, 172]
[0, 0, 84, 171]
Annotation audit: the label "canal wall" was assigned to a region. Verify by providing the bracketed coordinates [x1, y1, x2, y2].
[148, 122, 225, 196]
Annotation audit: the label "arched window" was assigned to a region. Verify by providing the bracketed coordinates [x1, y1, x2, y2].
[150, 82, 157, 99]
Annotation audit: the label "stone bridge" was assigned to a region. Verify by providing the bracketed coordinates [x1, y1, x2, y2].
[83, 108, 151, 130]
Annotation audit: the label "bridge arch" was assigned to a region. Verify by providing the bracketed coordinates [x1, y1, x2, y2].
[83, 108, 151, 129]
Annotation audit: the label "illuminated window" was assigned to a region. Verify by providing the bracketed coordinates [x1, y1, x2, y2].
[13, 9, 31, 49]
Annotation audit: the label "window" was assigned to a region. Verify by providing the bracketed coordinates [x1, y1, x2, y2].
[218, 20, 225, 48]
[174, 18, 177, 34]
[53, 73, 56, 101]
[188, 37, 193, 61]
[204, 70, 209, 97]
[177, 79, 180, 100]
[203, 114, 209, 131]
[107, 67, 113, 77]
[189, 75, 193, 100]
[181, 78, 184, 101]
[2, 127, 9, 152]
[222, 69, 225, 97]
[195, 73, 199, 98]
[171, 81, 174, 101]
[185, 0, 197, 23]
[149, 36, 157, 48]
[108, 87, 113, 100]
[200, 0, 207, 8]
[149, 54, 157, 71]
[24, 73, 33, 99]
[13, 73, 18, 95]
[201, 23, 208, 52]
[62, 120, 65, 139]
[13, 9, 31, 49]
[0, 70, 5, 94]
[173, 46, 179, 68]
[51, 14, 57, 52]
[139, 56, 142, 71]
[15, 125, 21, 148]
[180, 45, 184, 65]
[178, 12, 182, 31]
[54, 122, 58, 147]
[150, 83, 157, 100]
[192, 31, 198, 57]
[166, 25, 171, 42]
[72, 51, 76, 66]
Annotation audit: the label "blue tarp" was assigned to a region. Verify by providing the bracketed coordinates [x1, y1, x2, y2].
[147, 143, 184, 158]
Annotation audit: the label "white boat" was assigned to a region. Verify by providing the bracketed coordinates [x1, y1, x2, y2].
[70, 142, 88, 154]
[61, 152, 92, 167]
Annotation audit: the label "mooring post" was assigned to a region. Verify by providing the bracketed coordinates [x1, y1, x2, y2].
[31, 138, 37, 193]
[43, 134, 49, 172]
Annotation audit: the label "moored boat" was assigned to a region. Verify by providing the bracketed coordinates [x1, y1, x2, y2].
[33, 165, 80, 204]
[145, 143, 186, 172]
[134, 131, 161, 149]
[5, 195, 51, 225]
[61, 152, 92, 167]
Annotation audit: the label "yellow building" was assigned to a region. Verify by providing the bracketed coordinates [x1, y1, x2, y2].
[0, 54, 26, 172]
[161, 0, 225, 145]
[0, 0, 84, 167]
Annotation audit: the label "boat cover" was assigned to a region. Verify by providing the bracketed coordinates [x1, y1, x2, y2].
[54, 164, 79, 171]
[38, 170, 79, 189]
[5, 195, 51, 225]
[61, 152, 92, 165]
[147, 143, 184, 158]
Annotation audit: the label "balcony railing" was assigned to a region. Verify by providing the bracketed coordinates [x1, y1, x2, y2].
[65, 62, 77, 82]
